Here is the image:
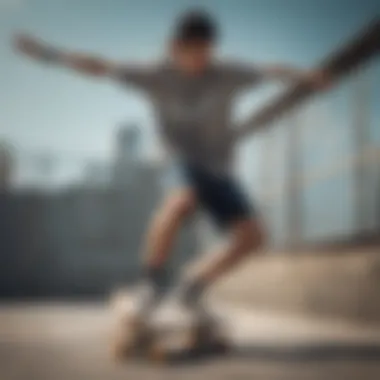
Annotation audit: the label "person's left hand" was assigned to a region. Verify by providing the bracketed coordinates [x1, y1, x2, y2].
[302, 70, 332, 91]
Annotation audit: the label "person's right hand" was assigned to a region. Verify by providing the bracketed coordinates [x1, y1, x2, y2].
[14, 33, 48, 60]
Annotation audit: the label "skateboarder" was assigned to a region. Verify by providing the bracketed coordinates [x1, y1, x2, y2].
[15, 9, 328, 327]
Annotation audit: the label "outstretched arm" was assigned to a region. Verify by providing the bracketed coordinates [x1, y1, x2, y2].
[14, 34, 120, 77]
[257, 64, 330, 89]
[228, 61, 331, 92]
[230, 63, 331, 140]
[13, 33, 158, 91]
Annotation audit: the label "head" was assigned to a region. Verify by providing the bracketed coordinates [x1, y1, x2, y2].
[170, 10, 218, 75]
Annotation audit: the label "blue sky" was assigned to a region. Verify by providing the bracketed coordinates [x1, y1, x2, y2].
[0, 0, 379, 184]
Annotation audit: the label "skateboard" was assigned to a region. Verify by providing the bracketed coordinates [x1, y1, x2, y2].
[109, 289, 230, 364]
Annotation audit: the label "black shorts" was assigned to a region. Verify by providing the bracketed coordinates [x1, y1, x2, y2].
[175, 162, 255, 228]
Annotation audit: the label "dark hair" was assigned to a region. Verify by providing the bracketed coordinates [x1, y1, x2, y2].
[174, 9, 218, 43]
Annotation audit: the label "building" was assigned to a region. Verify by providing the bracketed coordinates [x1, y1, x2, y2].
[0, 125, 199, 298]
[0, 140, 14, 192]
[112, 124, 142, 186]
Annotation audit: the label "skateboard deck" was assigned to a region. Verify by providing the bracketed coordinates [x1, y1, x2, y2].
[109, 289, 230, 364]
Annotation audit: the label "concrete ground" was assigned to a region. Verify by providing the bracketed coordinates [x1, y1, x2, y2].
[1, 303, 380, 380]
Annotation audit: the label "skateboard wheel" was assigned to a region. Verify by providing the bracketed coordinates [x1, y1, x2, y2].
[186, 321, 229, 353]
[211, 337, 230, 353]
[110, 315, 153, 362]
[111, 340, 132, 362]
[148, 343, 168, 363]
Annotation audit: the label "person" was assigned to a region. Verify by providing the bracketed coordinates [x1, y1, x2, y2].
[14, 9, 329, 326]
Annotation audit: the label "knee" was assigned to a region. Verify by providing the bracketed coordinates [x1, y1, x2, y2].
[234, 220, 266, 255]
[251, 225, 266, 252]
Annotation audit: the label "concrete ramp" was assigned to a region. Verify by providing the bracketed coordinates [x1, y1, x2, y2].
[210, 247, 380, 324]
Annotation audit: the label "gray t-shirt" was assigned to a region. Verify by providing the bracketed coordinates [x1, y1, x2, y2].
[115, 61, 262, 173]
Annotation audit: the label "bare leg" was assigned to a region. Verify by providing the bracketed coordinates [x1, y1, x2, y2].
[117, 188, 197, 353]
[197, 219, 264, 283]
[142, 188, 196, 269]
[179, 218, 265, 306]
[134, 188, 197, 315]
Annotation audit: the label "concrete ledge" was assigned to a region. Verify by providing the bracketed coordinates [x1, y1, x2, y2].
[210, 247, 380, 324]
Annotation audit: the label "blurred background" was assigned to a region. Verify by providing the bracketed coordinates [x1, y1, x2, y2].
[0, 0, 379, 379]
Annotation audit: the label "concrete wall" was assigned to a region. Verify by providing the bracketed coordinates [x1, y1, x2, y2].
[0, 172, 198, 298]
